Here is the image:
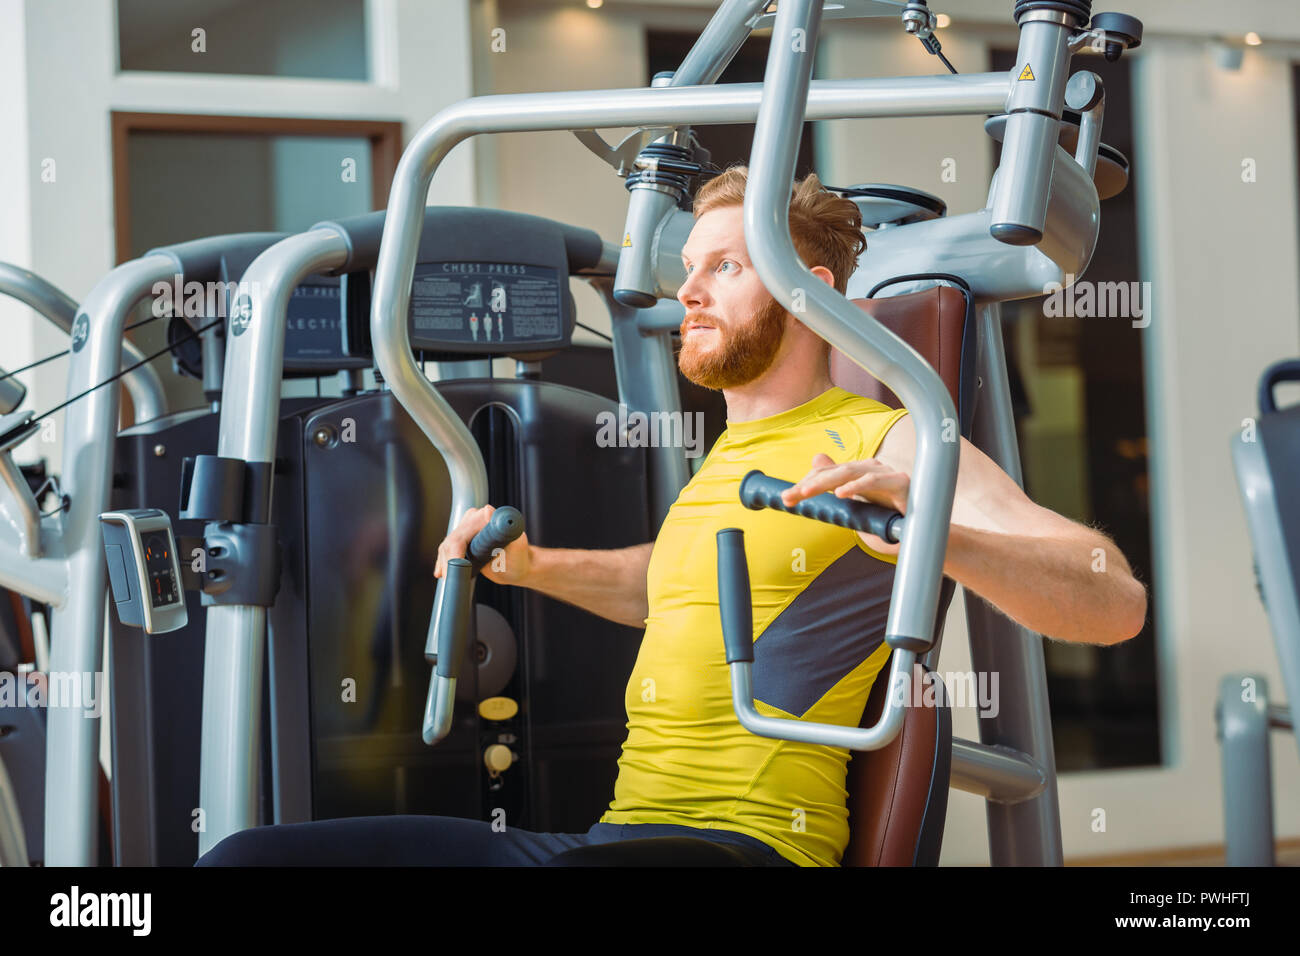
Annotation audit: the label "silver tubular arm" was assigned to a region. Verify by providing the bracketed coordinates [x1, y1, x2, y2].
[674, 0, 906, 86]
[989, 10, 1077, 244]
[734, 645, 914, 750]
[0, 262, 78, 332]
[606, 0, 770, 305]
[0, 262, 168, 423]
[119, 335, 168, 424]
[612, 0, 780, 307]
[0, 450, 39, 559]
[198, 230, 348, 856]
[372, 154, 490, 746]
[949, 737, 1048, 803]
[748, 0, 957, 652]
[370, 89, 1009, 464]
[0, 755, 27, 867]
[44, 253, 176, 866]
[1066, 71, 1105, 182]
[673, 0, 772, 87]
[733, 0, 957, 749]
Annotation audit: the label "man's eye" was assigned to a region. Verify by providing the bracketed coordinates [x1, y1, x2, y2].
[718, 261, 735, 273]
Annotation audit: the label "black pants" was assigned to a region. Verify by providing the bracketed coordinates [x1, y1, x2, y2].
[195, 816, 797, 866]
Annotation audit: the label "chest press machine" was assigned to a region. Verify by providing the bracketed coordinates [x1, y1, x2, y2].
[93, 0, 1141, 866]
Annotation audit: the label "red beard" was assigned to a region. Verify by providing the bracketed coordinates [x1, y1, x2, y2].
[677, 297, 787, 390]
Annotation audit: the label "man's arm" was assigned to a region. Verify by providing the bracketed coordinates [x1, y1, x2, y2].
[434, 504, 653, 629]
[526, 543, 654, 629]
[781, 415, 1148, 646]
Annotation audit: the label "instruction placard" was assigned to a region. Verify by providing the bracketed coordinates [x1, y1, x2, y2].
[409, 262, 563, 348]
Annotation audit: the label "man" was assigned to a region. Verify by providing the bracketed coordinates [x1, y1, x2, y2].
[198, 167, 1145, 868]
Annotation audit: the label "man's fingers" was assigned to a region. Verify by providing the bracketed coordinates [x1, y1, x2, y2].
[833, 471, 910, 511]
[782, 460, 888, 504]
[435, 505, 493, 578]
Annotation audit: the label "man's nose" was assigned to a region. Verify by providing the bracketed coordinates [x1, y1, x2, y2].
[677, 273, 706, 309]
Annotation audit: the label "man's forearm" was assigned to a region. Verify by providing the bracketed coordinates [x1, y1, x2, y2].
[943, 524, 1147, 645]
[525, 542, 653, 629]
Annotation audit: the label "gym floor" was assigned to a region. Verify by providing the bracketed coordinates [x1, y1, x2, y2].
[1067, 839, 1300, 866]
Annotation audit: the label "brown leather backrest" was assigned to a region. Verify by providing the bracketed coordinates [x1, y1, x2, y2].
[842, 662, 946, 866]
[829, 286, 969, 414]
[834, 286, 965, 866]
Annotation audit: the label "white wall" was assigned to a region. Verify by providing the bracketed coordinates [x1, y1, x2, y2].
[1, 0, 479, 472]
[1, 0, 478, 786]
[816, 22, 994, 216]
[0, 0, 39, 435]
[474, 0, 662, 347]
[1132, 36, 1300, 853]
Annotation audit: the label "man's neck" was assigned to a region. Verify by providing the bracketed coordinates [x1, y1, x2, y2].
[722, 365, 836, 423]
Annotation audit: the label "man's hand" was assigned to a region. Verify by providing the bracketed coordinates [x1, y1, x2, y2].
[780, 452, 910, 555]
[434, 504, 533, 586]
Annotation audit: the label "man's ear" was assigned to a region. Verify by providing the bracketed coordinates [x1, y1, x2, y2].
[810, 265, 836, 288]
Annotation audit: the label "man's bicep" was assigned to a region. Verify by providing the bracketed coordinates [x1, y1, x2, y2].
[874, 413, 1083, 539]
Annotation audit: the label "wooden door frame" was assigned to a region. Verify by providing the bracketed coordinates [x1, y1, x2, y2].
[109, 111, 403, 264]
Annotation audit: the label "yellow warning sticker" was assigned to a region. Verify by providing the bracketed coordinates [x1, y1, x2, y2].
[622, 232, 633, 247]
[1018, 63, 1035, 81]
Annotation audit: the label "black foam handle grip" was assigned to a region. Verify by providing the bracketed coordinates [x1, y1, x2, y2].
[738, 470, 904, 543]
[716, 529, 754, 664]
[1259, 359, 1300, 415]
[434, 558, 474, 679]
[467, 506, 524, 574]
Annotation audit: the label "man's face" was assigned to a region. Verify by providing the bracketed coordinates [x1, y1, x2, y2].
[676, 206, 789, 390]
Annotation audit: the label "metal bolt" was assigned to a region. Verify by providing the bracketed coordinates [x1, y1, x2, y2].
[312, 426, 334, 447]
[152, 444, 166, 457]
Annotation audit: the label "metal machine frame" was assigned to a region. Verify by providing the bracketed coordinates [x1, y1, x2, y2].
[0, 239, 293, 866]
[190, 0, 1141, 865]
[0, 264, 167, 867]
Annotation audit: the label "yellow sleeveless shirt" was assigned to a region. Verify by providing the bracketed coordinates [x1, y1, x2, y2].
[600, 386, 908, 866]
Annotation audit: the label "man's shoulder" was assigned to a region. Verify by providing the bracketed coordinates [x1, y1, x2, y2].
[822, 387, 900, 417]
[816, 389, 909, 456]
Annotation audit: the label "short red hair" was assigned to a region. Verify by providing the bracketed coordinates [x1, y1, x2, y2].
[691, 165, 866, 294]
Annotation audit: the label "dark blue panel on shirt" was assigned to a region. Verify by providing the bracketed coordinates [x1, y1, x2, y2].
[751, 546, 894, 718]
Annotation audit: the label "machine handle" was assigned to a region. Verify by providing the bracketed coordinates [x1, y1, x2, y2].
[716, 529, 754, 664]
[714, 526, 913, 753]
[739, 469, 904, 543]
[1258, 359, 1300, 415]
[423, 506, 526, 744]
[433, 559, 475, 679]
[431, 506, 523, 677]
[466, 506, 524, 573]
